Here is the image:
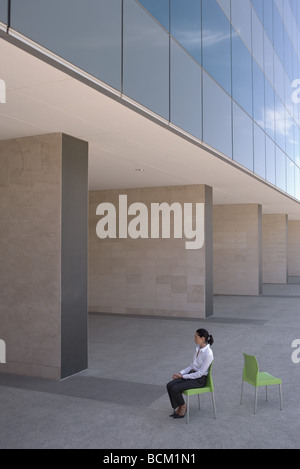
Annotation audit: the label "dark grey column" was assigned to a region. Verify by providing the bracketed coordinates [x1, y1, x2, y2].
[204, 185, 213, 317]
[61, 134, 88, 379]
[258, 205, 263, 295]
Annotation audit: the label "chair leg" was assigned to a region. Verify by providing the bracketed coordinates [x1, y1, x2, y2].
[198, 394, 200, 410]
[266, 386, 268, 402]
[211, 392, 217, 419]
[254, 388, 258, 414]
[186, 395, 190, 424]
[240, 379, 244, 405]
[279, 384, 283, 410]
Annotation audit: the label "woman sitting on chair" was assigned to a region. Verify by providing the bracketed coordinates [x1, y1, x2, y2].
[166, 328, 214, 419]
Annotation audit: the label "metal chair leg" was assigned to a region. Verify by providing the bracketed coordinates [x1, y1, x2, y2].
[240, 379, 244, 404]
[279, 384, 283, 410]
[254, 388, 258, 414]
[185, 390, 216, 422]
[186, 395, 190, 424]
[266, 386, 268, 402]
[211, 392, 217, 419]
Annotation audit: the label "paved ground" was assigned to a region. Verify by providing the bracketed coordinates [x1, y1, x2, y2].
[0, 283, 300, 449]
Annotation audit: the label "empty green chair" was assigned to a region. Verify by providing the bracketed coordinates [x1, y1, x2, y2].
[240, 353, 282, 414]
[183, 362, 216, 424]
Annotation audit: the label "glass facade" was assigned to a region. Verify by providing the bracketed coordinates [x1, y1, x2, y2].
[10, 0, 123, 91]
[0, 0, 8, 24]
[4, 0, 300, 200]
[123, 0, 169, 118]
[170, 38, 202, 140]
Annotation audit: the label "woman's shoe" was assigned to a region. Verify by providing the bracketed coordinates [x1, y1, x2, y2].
[173, 412, 186, 419]
[170, 408, 179, 417]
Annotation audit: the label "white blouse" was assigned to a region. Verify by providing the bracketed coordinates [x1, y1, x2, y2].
[180, 344, 213, 380]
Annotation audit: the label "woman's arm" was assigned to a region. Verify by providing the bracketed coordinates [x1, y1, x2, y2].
[182, 353, 213, 380]
[179, 365, 192, 376]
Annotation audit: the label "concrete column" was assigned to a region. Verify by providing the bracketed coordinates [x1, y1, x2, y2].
[89, 185, 213, 318]
[213, 204, 262, 296]
[262, 214, 288, 284]
[0, 133, 88, 379]
[288, 220, 300, 279]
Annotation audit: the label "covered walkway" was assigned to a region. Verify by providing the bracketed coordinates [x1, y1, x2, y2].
[0, 283, 300, 449]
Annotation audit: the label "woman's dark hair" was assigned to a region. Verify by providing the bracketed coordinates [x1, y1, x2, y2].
[196, 328, 214, 346]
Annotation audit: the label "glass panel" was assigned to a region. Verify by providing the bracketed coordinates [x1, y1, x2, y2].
[285, 73, 293, 118]
[274, 53, 285, 103]
[273, 3, 284, 64]
[275, 146, 286, 192]
[292, 16, 298, 51]
[274, 0, 284, 17]
[0, 0, 8, 24]
[284, 28, 293, 81]
[265, 136, 276, 185]
[203, 71, 232, 158]
[285, 115, 295, 162]
[232, 34, 253, 117]
[254, 122, 266, 179]
[171, 0, 201, 64]
[251, 0, 263, 23]
[252, 9, 264, 70]
[295, 166, 300, 200]
[292, 54, 298, 95]
[170, 39, 202, 140]
[265, 78, 275, 140]
[294, 127, 300, 167]
[11, 0, 122, 91]
[233, 103, 253, 171]
[293, 92, 299, 131]
[290, 0, 297, 17]
[231, 0, 252, 51]
[287, 158, 295, 197]
[263, 0, 273, 42]
[137, 0, 169, 31]
[253, 60, 265, 129]
[216, 0, 231, 19]
[274, 93, 286, 151]
[202, 0, 231, 95]
[123, 0, 169, 119]
[289, 78, 300, 126]
[264, 32, 274, 86]
[283, 0, 292, 33]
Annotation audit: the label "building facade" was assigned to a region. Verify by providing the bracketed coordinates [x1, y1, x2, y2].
[0, 0, 300, 379]
[2, 0, 300, 198]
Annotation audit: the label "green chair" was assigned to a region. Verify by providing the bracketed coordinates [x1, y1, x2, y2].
[240, 353, 282, 414]
[182, 363, 216, 424]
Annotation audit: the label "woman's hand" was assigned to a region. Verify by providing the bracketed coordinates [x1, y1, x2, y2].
[172, 373, 183, 379]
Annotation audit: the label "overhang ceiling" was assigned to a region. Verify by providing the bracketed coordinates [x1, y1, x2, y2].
[0, 33, 300, 220]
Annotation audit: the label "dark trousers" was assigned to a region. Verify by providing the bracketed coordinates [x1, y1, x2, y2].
[166, 375, 207, 409]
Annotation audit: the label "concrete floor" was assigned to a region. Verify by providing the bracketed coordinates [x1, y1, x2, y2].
[1, 283, 300, 449]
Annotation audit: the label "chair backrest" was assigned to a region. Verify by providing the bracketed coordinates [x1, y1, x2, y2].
[206, 361, 214, 391]
[242, 353, 259, 385]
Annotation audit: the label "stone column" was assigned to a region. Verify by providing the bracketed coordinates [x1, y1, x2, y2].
[262, 214, 288, 284]
[89, 185, 213, 318]
[213, 204, 262, 296]
[0, 133, 88, 379]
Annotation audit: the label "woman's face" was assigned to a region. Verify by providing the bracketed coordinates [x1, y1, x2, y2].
[194, 333, 206, 347]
